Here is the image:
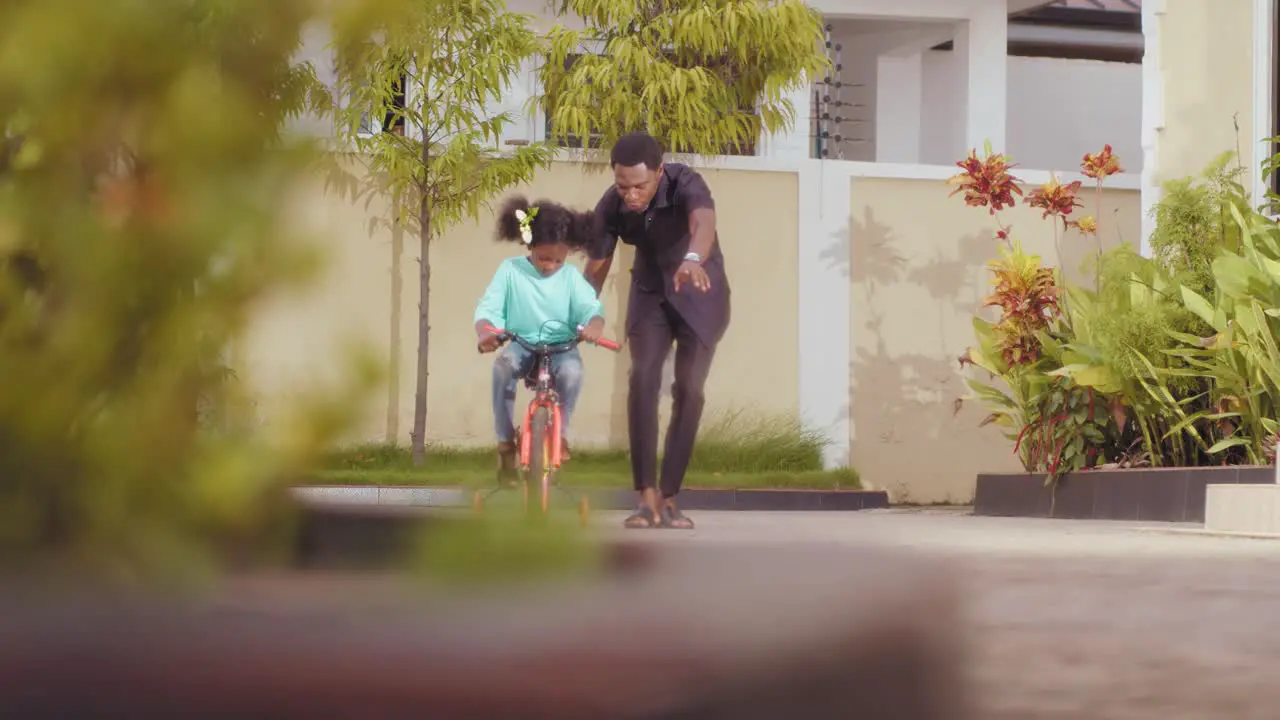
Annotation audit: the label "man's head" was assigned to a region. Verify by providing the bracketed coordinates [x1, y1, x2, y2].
[610, 132, 664, 212]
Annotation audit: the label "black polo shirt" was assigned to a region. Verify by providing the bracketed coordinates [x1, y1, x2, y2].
[589, 163, 731, 347]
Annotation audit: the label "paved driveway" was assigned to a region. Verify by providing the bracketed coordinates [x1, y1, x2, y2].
[599, 509, 1280, 719]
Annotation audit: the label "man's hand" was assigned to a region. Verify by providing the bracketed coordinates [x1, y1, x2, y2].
[673, 260, 711, 293]
[477, 329, 502, 353]
[578, 317, 605, 344]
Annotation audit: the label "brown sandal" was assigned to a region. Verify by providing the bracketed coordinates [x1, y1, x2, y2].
[623, 505, 659, 529]
[660, 505, 695, 530]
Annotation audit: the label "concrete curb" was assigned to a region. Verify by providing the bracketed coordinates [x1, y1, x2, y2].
[1133, 526, 1280, 542]
[292, 485, 890, 512]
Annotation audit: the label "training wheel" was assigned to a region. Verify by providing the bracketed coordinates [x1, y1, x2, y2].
[471, 490, 484, 514]
[577, 495, 590, 528]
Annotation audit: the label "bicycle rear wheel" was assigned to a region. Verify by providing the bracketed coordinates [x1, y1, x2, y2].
[527, 406, 554, 514]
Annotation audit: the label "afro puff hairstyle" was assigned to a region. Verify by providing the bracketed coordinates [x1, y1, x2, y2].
[495, 195, 595, 252]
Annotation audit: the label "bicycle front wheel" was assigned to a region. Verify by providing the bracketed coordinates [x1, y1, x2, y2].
[527, 406, 554, 514]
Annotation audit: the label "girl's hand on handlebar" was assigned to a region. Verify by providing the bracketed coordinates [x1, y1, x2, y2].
[577, 318, 605, 345]
[477, 329, 502, 354]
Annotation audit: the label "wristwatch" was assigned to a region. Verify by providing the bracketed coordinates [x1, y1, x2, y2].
[683, 252, 703, 264]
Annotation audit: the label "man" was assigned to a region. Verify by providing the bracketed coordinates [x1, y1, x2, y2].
[585, 131, 731, 530]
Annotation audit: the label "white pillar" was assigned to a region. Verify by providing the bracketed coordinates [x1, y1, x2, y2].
[797, 160, 851, 469]
[874, 54, 923, 163]
[1139, 0, 1166, 255]
[762, 78, 814, 159]
[955, 1, 1008, 154]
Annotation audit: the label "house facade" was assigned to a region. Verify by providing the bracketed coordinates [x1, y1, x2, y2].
[245, 0, 1149, 503]
[1140, 0, 1273, 247]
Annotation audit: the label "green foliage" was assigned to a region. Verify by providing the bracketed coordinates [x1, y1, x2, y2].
[0, 0, 375, 588]
[412, 510, 605, 588]
[1147, 150, 1248, 298]
[690, 407, 828, 471]
[1258, 134, 1280, 216]
[318, 406, 850, 486]
[1158, 202, 1280, 464]
[537, 0, 829, 155]
[328, 0, 554, 238]
[963, 145, 1280, 472]
[965, 316, 1110, 478]
[327, 0, 557, 465]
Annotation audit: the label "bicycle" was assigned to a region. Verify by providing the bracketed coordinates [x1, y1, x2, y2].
[472, 324, 621, 527]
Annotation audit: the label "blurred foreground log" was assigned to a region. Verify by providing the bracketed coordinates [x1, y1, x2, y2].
[0, 531, 967, 718]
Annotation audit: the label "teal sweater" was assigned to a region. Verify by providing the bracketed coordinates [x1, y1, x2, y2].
[473, 256, 605, 344]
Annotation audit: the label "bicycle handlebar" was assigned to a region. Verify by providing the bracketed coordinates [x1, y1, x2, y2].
[480, 325, 621, 353]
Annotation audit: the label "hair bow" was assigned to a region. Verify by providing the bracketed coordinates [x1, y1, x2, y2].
[514, 206, 538, 244]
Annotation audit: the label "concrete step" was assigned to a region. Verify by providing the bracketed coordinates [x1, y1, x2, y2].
[1205, 481, 1280, 536]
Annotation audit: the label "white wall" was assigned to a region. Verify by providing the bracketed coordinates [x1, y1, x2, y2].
[917, 50, 1143, 171]
[917, 49, 968, 164]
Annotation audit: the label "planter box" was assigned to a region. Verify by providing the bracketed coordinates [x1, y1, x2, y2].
[974, 466, 1278, 523]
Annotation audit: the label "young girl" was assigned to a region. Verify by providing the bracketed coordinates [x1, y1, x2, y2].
[474, 195, 607, 482]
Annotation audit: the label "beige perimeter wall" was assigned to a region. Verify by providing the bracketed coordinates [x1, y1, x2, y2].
[241, 160, 800, 449]
[847, 177, 1141, 504]
[239, 156, 1141, 504]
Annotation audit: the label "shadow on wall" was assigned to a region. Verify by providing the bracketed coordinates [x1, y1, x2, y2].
[829, 204, 1010, 503]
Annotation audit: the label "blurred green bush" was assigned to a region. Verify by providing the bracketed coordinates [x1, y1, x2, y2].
[0, 0, 376, 590]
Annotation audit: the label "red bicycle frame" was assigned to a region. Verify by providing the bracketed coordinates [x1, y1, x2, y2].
[519, 370, 566, 470]
[483, 324, 620, 475]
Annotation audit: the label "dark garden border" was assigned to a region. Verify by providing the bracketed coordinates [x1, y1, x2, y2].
[973, 466, 1277, 523]
[293, 485, 890, 512]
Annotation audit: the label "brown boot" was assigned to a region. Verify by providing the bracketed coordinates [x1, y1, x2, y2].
[496, 441, 518, 485]
[560, 439, 571, 463]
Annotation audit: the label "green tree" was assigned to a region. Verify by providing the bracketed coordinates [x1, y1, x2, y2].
[0, 0, 372, 587]
[329, 0, 554, 465]
[538, 0, 829, 154]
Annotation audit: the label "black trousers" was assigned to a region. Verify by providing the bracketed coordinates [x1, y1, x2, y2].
[627, 299, 717, 497]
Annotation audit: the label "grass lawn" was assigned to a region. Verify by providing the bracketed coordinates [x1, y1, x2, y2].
[311, 410, 862, 490]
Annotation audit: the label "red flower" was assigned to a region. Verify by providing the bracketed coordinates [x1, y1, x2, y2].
[1081, 144, 1123, 179]
[948, 147, 1024, 215]
[1027, 177, 1083, 224]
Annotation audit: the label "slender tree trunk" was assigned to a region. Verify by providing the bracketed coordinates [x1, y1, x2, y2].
[411, 173, 431, 467]
[386, 223, 403, 444]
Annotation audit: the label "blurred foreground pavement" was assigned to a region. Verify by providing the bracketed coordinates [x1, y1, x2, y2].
[4, 509, 1280, 718]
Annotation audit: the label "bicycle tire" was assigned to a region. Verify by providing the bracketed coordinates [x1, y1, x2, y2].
[527, 406, 553, 514]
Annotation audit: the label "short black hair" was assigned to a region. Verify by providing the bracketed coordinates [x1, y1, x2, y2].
[610, 131, 664, 169]
[495, 195, 594, 251]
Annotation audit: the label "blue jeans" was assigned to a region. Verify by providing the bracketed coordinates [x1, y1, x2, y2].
[492, 343, 584, 444]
